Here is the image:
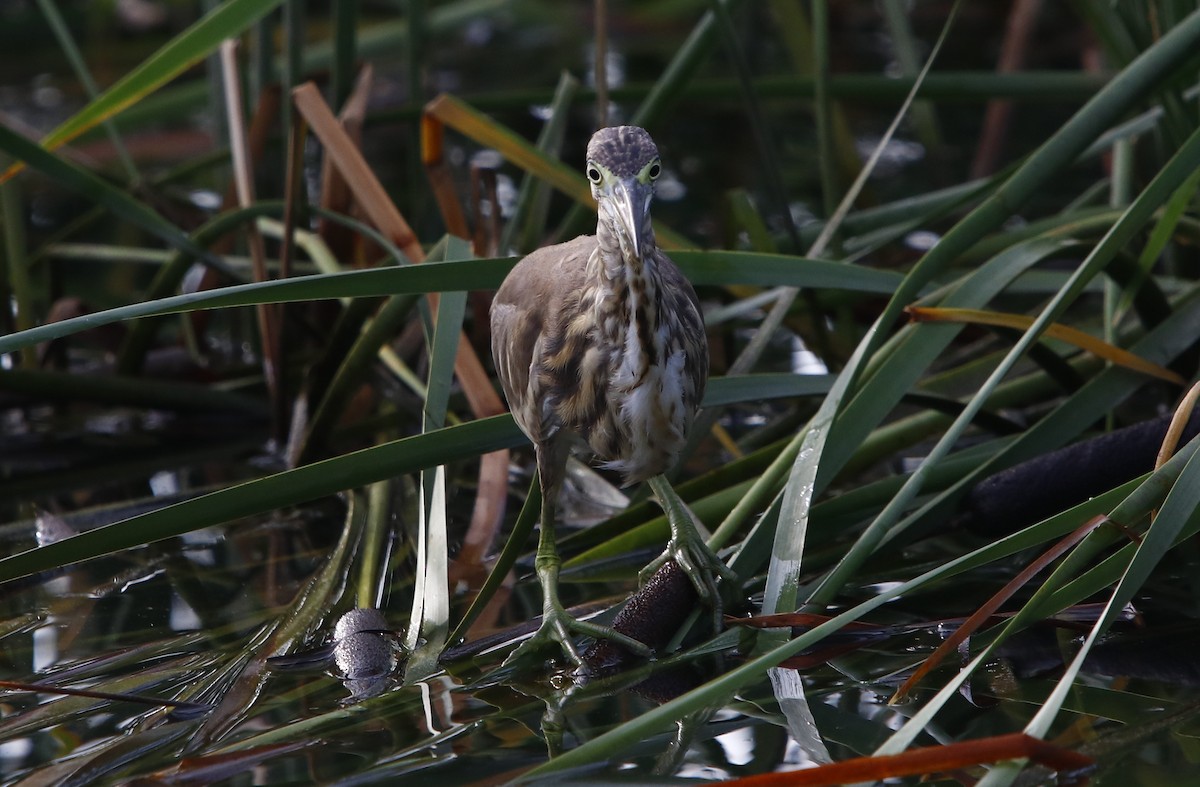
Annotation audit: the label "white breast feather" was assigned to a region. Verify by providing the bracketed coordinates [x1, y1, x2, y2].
[602, 318, 690, 481]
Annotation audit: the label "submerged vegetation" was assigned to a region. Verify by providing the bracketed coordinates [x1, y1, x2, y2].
[2, 0, 1200, 783]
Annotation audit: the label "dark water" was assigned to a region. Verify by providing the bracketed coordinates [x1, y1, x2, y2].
[4, 487, 1200, 784]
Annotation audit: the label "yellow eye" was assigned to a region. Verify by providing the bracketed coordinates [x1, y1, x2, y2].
[648, 161, 661, 180]
[587, 165, 602, 184]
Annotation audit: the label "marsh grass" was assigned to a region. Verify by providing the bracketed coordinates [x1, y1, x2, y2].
[1, 2, 1200, 784]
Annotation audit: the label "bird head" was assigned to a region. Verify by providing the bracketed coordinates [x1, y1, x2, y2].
[586, 126, 662, 261]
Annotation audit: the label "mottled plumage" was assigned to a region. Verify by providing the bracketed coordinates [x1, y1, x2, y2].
[491, 235, 707, 487]
[489, 126, 727, 671]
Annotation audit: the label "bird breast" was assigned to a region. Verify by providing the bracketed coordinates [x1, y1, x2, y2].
[493, 235, 706, 488]
[580, 249, 702, 485]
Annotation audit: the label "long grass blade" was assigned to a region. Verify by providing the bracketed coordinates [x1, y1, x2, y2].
[906, 305, 1186, 384]
[875, 434, 1200, 760]
[794, 15, 1200, 541]
[0, 415, 524, 583]
[406, 274, 468, 673]
[2, 0, 288, 181]
[0, 250, 889, 357]
[808, 122, 1200, 607]
[0, 123, 235, 276]
[524, 468, 1150, 777]
[761, 1, 961, 618]
[35, 0, 139, 182]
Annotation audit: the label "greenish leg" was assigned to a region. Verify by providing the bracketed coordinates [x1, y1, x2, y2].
[642, 474, 737, 616]
[505, 469, 653, 672]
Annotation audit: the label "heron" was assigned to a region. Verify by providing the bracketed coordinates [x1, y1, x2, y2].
[490, 125, 732, 669]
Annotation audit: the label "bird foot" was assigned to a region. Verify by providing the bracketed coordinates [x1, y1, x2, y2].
[643, 474, 737, 623]
[504, 603, 653, 675]
[640, 535, 736, 619]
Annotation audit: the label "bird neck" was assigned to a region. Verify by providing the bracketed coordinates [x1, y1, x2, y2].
[588, 233, 664, 376]
[595, 208, 657, 265]
[592, 217, 659, 291]
[590, 233, 661, 318]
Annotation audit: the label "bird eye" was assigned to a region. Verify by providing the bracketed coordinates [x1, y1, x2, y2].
[586, 165, 602, 184]
[648, 162, 662, 180]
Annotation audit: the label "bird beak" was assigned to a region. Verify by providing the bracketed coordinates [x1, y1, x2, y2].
[608, 179, 650, 260]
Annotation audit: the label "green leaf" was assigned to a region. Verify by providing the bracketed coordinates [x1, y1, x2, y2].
[0, 124, 233, 275]
[0, 251, 899, 357]
[0, 416, 524, 584]
[5, 0, 288, 169]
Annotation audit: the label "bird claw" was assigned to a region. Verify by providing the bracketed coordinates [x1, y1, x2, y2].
[640, 535, 736, 618]
[643, 475, 736, 626]
[504, 605, 652, 676]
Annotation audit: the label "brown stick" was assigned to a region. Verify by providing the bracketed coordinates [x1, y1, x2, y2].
[970, 0, 1044, 178]
[317, 64, 375, 260]
[221, 40, 281, 430]
[891, 515, 1108, 703]
[294, 83, 511, 594]
[292, 81, 505, 420]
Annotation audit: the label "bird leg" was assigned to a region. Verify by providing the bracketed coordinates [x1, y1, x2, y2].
[505, 470, 653, 673]
[641, 474, 736, 620]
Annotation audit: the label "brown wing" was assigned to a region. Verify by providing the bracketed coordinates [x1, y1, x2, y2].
[490, 235, 598, 443]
